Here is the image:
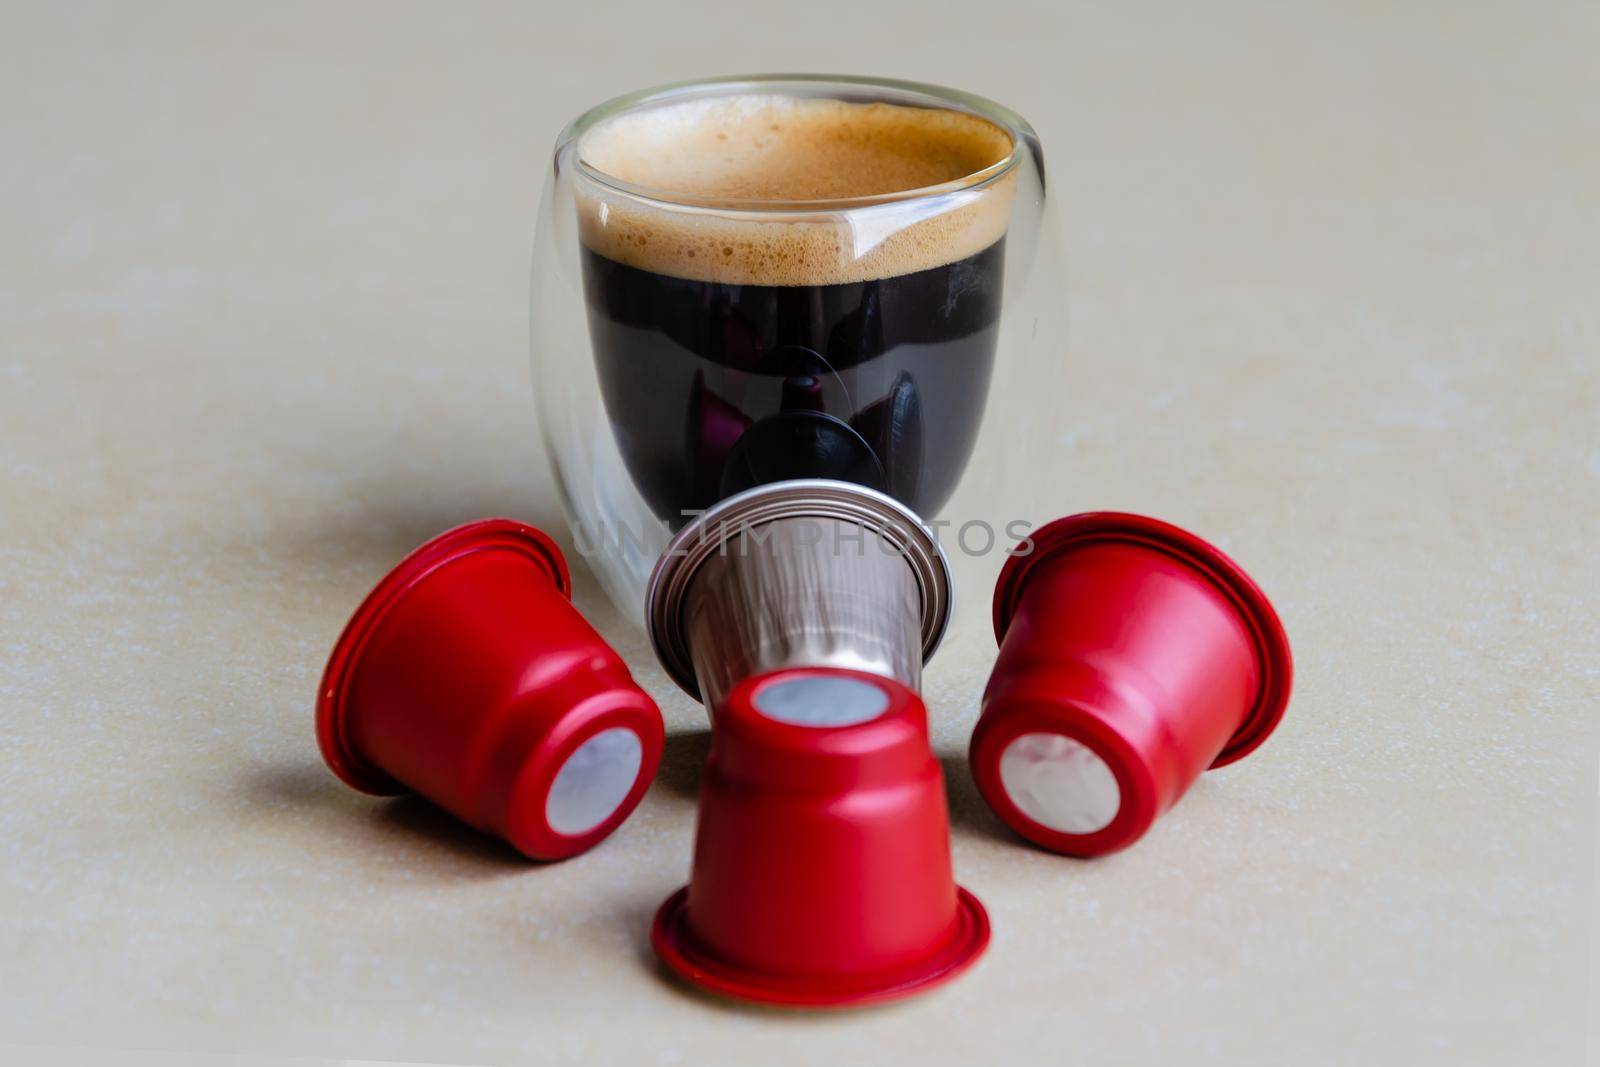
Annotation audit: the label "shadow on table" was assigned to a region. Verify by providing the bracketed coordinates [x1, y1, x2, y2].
[939, 752, 1019, 847]
[241, 761, 531, 878]
[654, 728, 712, 800]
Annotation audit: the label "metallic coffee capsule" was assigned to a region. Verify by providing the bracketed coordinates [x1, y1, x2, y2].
[646, 479, 952, 714]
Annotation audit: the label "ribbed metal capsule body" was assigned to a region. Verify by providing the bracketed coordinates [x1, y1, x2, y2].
[646, 480, 953, 714]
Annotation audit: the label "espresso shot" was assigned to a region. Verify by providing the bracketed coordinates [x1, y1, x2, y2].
[574, 95, 1017, 525]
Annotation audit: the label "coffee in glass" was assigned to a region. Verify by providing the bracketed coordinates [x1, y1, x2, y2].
[576, 96, 1014, 524]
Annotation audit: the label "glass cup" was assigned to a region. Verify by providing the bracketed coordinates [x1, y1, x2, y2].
[532, 74, 1063, 622]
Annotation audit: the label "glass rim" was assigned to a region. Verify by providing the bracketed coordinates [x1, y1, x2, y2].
[556, 73, 1033, 214]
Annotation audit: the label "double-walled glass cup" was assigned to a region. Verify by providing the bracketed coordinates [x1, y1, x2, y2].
[532, 75, 1063, 623]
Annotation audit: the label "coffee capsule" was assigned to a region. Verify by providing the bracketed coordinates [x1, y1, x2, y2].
[652, 667, 989, 1008]
[717, 410, 888, 500]
[970, 512, 1293, 857]
[686, 372, 752, 507]
[851, 371, 925, 504]
[646, 479, 951, 716]
[316, 519, 664, 861]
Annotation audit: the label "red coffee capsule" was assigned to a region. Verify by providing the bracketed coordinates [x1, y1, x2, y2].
[653, 667, 989, 1009]
[970, 512, 1292, 857]
[316, 519, 664, 861]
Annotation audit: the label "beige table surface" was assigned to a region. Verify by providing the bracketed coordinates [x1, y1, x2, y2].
[3, 2, 1595, 1064]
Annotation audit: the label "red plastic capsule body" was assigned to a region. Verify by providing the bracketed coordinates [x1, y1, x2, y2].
[317, 519, 663, 861]
[970, 513, 1292, 857]
[653, 667, 988, 1008]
